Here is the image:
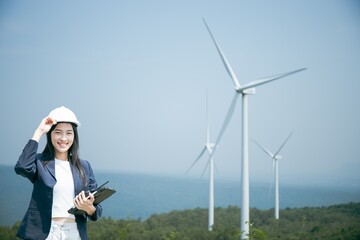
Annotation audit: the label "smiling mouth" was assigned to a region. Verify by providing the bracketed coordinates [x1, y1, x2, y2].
[58, 142, 68, 148]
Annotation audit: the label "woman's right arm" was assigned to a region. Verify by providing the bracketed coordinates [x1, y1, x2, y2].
[14, 117, 57, 182]
[15, 139, 40, 182]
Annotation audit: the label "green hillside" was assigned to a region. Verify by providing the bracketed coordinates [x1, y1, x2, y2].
[1, 202, 359, 240]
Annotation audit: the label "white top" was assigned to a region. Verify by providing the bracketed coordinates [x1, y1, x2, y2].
[52, 159, 75, 219]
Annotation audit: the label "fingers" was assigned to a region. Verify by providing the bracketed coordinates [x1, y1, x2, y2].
[37, 116, 57, 134]
[44, 116, 57, 126]
[73, 191, 94, 210]
[88, 192, 95, 201]
[74, 191, 86, 206]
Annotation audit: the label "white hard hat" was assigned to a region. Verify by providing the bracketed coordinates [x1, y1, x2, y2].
[48, 106, 81, 127]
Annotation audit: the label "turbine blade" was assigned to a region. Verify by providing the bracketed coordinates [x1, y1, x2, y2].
[201, 159, 210, 178]
[274, 132, 293, 157]
[203, 93, 239, 170]
[186, 147, 207, 174]
[239, 68, 307, 91]
[203, 18, 241, 89]
[214, 92, 240, 152]
[252, 139, 275, 158]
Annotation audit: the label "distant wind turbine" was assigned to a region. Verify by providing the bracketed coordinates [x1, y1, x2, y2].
[202, 18, 306, 239]
[186, 91, 215, 231]
[252, 132, 293, 219]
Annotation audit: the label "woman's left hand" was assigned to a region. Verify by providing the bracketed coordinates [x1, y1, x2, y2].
[73, 191, 96, 216]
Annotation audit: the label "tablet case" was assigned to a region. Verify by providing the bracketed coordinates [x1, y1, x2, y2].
[68, 182, 116, 215]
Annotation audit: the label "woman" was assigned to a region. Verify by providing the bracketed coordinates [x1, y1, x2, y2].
[15, 106, 102, 240]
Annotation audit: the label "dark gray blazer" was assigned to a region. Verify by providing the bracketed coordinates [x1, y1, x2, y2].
[15, 139, 102, 240]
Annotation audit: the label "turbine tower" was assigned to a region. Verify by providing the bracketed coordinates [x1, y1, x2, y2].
[202, 18, 306, 239]
[186, 91, 215, 231]
[252, 132, 293, 219]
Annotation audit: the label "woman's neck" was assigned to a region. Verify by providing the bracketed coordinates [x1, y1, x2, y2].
[55, 152, 68, 161]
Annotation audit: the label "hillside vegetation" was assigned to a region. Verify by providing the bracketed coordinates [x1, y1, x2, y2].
[1, 202, 359, 240]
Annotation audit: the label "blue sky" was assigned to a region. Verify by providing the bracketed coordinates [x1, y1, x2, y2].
[1, 0, 359, 187]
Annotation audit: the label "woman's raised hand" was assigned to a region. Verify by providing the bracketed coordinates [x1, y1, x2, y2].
[31, 117, 57, 142]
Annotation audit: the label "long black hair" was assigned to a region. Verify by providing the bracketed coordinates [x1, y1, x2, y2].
[42, 122, 86, 186]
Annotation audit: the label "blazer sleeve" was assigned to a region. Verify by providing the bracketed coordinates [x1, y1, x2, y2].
[83, 160, 103, 221]
[14, 139, 39, 183]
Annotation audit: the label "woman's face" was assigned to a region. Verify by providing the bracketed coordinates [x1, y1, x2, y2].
[51, 123, 74, 158]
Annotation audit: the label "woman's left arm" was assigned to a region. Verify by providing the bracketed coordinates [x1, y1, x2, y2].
[75, 160, 103, 221]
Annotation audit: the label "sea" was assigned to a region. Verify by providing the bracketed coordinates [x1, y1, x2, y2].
[1, 165, 359, 226]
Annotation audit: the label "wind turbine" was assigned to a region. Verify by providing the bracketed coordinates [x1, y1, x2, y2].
[186, 91, 216, 231]
[202, 18, 306, 239]
[252, 132, 293, 219]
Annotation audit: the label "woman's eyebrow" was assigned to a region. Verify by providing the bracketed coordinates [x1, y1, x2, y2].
[53, 128, 73, 132]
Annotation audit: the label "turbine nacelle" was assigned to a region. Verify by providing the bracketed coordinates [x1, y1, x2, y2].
[274, 155, 282, 160]
[237, 87, 256, 95]
[206, 143, 216, 150]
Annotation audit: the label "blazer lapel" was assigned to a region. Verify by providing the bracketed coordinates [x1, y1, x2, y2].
[45, 160, 56, 180]
[70, 163, 84, 195]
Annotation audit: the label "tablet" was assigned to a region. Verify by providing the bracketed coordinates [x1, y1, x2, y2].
[68, 181, 116, 215]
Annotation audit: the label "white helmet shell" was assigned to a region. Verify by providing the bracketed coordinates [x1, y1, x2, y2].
[48, 106, 81, 127]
